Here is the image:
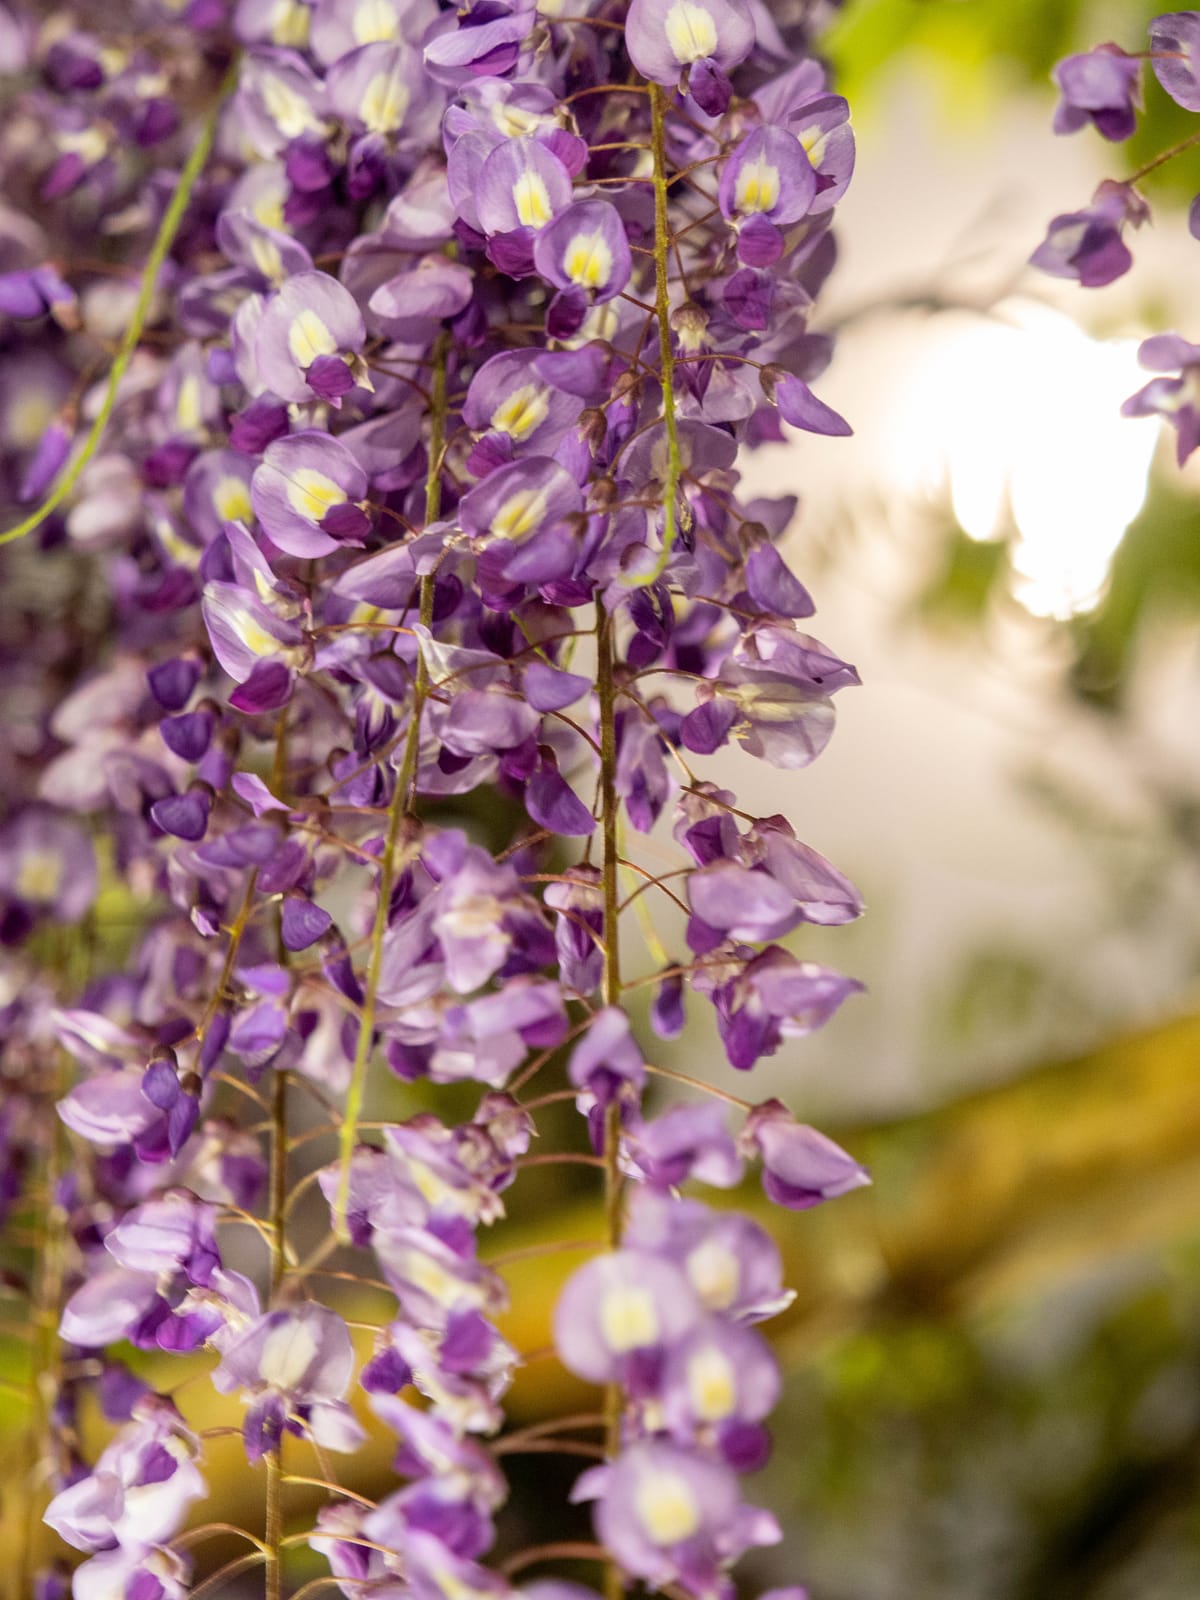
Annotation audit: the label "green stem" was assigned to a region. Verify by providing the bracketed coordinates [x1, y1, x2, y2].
[264, 1429, 284, 1600]
[0, 60, 237, 549]
[1126, 126, 1200, 184]
[596, 599, 626, 1600]
[622, 82, 683, 590]
[333, 330, 450, 1241]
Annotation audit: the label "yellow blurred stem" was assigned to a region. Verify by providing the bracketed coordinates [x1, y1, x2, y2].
[596, 589, 625, 1600]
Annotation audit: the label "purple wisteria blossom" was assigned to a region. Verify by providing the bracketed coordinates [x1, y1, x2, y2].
[1122, 332, 1200, 462]
[626, 0, 755, 114]
[719, 127, 817, 264]
[1030, 179, 1149, 287]
[1052, 45, 1142, 141]
[214, 1301, 367, 1460]
[1150, 11, 1200, 111]
[0, 3, 873, 1596]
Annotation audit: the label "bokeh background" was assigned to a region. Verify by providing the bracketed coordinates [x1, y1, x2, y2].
[723, 2, 1200, 1595]
[6, 2, 1200, 1596]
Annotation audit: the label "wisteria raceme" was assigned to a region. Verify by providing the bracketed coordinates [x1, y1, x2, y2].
[1034, 9, 1200, 464]
[0, 1, 872, 1597]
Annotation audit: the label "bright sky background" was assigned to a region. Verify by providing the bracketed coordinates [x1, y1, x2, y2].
[705, 65, 1200, 1117]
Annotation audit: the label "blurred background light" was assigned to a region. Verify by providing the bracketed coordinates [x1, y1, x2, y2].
[885, 300, 1157, 617]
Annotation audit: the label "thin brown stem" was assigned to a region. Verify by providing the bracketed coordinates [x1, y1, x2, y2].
[485, 1237, 604, 1269]
[502, 1543, 610, 1576]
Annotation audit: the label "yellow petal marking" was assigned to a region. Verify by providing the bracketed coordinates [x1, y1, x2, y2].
[269, 0, 311, 47]
[491, 487, 548, 541]
[664, 0, 717, 64]
[285, 467, 347, 522]
[353, 0, 399, 43]
[176, 374, 203, 434]
[287, 309, 338, 368]
[685, 1238, 739, 1309]
[258, 1319, 319, 1390]
[636, 1472, 700, 1544]
[491, 383, 550, 441]
[260, 73, 325, 140]
[17, 851, 63, 904]
[800, 125, 829, 167]
[513, 170, 553, 229]
[249, 233, 286, 284]
[213, 476, 253, 524]
[735, 155, 781, 216]
[685, 1345, 737, 1421]
[600, 1284, 659, 1352]
[8, 391, 56, 449]
[563, 229, 613, 290]
[361, 71, 410, 135]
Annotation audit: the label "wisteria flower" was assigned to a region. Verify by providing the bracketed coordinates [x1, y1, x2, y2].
[214, 1302, 366, 1459]
[719, 127, 817, 264]
[626, 0, 755, 114]
[254, 271, 371, 404]
[5, 6, 873, 1596]
[1030, 178, 1149, 288]
[251, 430, 373, 555]
[1151, 11, 1200, 111]
[1122, 331, 1200, 463]
[1052, 44, 1141, 140]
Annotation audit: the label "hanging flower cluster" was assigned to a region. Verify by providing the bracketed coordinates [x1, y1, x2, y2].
[0, 1, 869, 1597]
[1034, 10, 1200, 465]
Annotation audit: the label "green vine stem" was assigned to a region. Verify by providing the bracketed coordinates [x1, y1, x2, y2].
[333, 329, 450, 1241]
[622, 81, 683, 589]
[0, 59, 238, 549]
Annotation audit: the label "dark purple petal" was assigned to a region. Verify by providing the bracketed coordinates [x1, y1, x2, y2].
[526, 754, 595, 837]
[230, 660, 293, 713]
[281, 898, 333, 952]
[161, 710, 214, 762]
[150, 789, 211, 842]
